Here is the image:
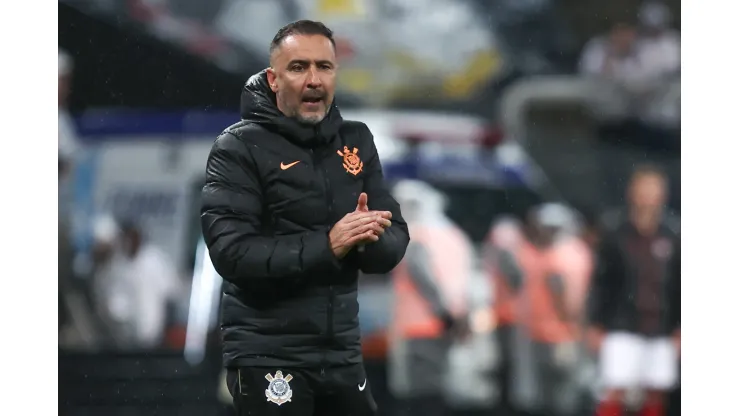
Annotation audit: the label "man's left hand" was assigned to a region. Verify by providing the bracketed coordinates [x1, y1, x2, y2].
[355, 192, 391, 237]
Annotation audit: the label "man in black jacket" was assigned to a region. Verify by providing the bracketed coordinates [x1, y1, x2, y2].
[587, 165, 680, 416]
[201, 20, 409, 416]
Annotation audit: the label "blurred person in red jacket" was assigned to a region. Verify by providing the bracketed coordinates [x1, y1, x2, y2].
[388, 179, 473, 416]
[588, 165, 680, 416]
[482, 216, 526, 413]
[508, 204, 593, 416]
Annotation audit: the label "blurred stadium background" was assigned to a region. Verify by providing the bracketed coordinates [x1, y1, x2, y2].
[58, 0, 680, 415]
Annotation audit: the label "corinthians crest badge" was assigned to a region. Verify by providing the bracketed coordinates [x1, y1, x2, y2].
[337, 146, 363, 176]
[265, 370, 293, 406]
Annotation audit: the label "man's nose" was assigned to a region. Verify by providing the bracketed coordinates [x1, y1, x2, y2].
[306, 67, 321, 88]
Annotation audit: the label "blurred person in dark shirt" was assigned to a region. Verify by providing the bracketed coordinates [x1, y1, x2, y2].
[588, 165, 680, 416]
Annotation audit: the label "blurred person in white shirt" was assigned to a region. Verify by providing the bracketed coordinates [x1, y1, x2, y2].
[59, 48, 83, 237]
[636, 2, 680, 80]
[93, 217, 184, 349]
[59, 48, 82, 344]
[634, 1, 681, 129]
[579, 23, 642, 87]
[59, 49, 80, 183]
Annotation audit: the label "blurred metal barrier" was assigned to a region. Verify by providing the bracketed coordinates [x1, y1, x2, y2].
[498, 76, 680, 210]
[500, 76, 633, 143]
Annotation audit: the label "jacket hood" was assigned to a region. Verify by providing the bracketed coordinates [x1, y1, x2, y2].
[239, 70, 343, 148]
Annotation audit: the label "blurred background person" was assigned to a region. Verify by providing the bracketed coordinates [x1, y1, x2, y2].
[508, 204, 593, 416]
[388, 179, 473, 416]
[482, 216, 526, 415]
[588, 165, 680, 416]
[59, 48, 81, 189]
[579, 22, 641, 87]
[91, 218, 185, 349]
[58, 47, 79, 340]
[579, 2, 680, 154]
[633, 0, 681, 133]
[636, 1, 680, 82]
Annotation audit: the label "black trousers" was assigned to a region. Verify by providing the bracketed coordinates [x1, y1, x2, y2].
[226, 364, 377, 416]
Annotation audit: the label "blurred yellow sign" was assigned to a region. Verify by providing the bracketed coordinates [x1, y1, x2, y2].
[373, 48, 504, 102]
[317, 0, 363, 16]
[443, 50, 503, 98]
[338, 68, 374, 94]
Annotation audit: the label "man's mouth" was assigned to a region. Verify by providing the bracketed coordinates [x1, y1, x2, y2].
[302, 96, 323, 104]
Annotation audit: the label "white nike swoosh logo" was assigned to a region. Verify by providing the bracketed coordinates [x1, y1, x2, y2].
[358, 379, 367, 391]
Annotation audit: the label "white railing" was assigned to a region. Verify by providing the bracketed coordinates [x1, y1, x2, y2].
[499, 75, 680, 143]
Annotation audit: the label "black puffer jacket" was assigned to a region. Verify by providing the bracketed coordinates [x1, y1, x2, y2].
[201, 70, 409, 368]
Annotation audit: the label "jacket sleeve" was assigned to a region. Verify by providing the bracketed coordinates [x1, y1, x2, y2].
[200, 132, 341, 283]
[587, 233, 622, 328]
[356, 128, 410, 274]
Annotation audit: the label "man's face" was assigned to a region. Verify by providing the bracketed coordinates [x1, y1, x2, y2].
[629, 174, 667, 212]
[267, 34, 337, 125]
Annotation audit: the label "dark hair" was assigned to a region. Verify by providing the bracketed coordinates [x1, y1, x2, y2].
[630, 163, 668, 183]
[270, 20, 336, 54]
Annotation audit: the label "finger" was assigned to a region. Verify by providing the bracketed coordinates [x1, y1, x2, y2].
[346, 210, 381, 220]
[347, 230, 379, 246]
[357, 221, 384, 235]
[356, 192, 369, 212]
[374, 211, 392, 220]
[344, 212, 381, 225]
[369, 222, 385, 235]
[354, 210, 390, 220]
[348, 223, 384, 242]
[362, 230, 380, 242]
[376, 218, 392, 228]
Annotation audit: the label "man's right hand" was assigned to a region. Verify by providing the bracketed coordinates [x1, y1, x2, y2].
[329, 211, 392, 258]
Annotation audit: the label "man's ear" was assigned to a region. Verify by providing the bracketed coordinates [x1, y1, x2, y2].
[266, 68, 278, 93]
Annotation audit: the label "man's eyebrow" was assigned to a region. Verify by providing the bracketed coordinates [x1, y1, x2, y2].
[286, 59, 334, 67]
[287, 59, 310, 67]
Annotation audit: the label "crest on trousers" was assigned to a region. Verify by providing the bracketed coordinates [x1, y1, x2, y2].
[337, 146, 363, 176]
[265, 370, 293, 406]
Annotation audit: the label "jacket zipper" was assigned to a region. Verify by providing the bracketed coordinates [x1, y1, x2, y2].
[311, 134, 335, 368]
